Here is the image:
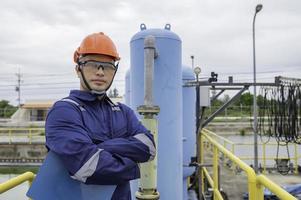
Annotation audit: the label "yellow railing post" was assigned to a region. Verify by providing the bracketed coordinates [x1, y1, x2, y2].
[231, 144, 236, 171]
[29, 129, 32, 144]
[213, 146, 219, 200]
[294, 144, 298, 174]
[256, 181, 264, 200]
[257, 175, 297, 200]
[9, 129, 12, 144]
[263, 143, 266, 174]
[200, 134, 204, 194]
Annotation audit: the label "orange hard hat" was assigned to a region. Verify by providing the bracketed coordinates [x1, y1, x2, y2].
[73, 32, 120, 63]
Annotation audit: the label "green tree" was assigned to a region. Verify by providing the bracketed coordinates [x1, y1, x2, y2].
[257, 94, 265, 106]
[0, 100, 17, 118]
[239, 92, 253, 106]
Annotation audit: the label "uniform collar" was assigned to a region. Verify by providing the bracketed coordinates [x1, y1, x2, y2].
[69, 90, 117, 106]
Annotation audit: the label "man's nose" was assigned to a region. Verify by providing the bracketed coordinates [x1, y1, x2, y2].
[96, 66, 105, 75]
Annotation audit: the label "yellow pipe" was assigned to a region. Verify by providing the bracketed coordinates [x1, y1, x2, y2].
[136, 118, 159, 199]
[0, 172, 35, 194]
[202, 132, 257, 200]
[202, 168, 213, 188]
[256, 175, 297, 200]
[213, 189, 224, 200]
[203, 129, 234, 145]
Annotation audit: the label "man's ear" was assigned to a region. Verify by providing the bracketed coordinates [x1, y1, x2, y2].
[75, 65, 81, 78]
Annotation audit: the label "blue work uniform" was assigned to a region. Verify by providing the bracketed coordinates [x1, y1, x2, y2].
[45, 90, 156, 199]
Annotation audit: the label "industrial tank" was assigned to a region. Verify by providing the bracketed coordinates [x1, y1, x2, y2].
[182, 66, 196, 200]
[125, 69, 131, 106]
[130, 24, 183, 199]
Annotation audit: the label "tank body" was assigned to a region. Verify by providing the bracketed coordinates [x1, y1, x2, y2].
[182, 66, 196, 200]
[130, 26, 183, 199]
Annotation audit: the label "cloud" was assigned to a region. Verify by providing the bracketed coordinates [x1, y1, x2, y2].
[0, 0, 300, 105]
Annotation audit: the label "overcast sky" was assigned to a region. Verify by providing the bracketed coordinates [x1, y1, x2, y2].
[0, 0, 300, 105]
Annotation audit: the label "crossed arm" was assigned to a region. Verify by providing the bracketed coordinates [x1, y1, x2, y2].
[45, 102, 155, 185]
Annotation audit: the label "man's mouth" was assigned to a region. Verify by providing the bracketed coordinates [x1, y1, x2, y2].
[91, 80, 106, 84]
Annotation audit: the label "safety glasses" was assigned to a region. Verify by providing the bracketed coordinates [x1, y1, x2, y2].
[79, 60, 118, 73]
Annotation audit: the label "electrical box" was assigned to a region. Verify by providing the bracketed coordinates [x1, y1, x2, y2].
[200, 86, 211, 107]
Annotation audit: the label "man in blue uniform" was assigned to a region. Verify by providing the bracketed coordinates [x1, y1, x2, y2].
[45, 32, 156, 199]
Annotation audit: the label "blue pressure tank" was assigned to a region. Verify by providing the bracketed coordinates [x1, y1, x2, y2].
[125, 69, 131, 106]
[130, 24, 183, 199]
[182, 66, 196, 200]
[125, 68, 140, 200]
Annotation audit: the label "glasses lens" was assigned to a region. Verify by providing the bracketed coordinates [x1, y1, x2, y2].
[84, 62, 98, 71]
[100, 63, 116, 71]
[82, 61, 116, 72]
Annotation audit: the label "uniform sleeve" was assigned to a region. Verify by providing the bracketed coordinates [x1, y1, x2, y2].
[45, 102, 140, 185]
[98, 105, 156, 163]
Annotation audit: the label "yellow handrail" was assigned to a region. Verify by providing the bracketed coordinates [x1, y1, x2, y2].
[202, 130, 258, 199]
[204, 129, 300, 175]
[257, 175, 297, 200]
[0, 128, 44, 144]
[0, 172, 35, 194]
[201, 129, 298, 200]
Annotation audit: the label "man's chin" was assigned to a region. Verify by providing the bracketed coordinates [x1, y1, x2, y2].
[91, 87, 106, 93]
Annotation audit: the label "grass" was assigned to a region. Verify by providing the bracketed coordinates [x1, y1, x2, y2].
[0, 166, 39, 174]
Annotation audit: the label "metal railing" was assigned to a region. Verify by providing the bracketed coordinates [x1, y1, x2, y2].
[0, 128, 45, 144]
[200, 129, 297, 200]
[0, 172, 35, 199]
[204, 129, 300, 174]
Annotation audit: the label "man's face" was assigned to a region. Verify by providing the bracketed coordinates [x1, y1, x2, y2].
[76, 54, 117, 92]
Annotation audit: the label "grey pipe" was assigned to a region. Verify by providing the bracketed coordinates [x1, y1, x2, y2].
[144, 35, 156, 106]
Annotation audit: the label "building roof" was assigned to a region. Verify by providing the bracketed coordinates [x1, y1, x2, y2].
[20, 97, 124, 109]
[21, 100, 55, 109]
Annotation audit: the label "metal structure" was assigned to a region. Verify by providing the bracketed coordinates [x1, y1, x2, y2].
[184, 73, 280, 199]
[184, 75, 279, 129]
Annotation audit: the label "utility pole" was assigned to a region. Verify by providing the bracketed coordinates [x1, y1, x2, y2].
[252, 4, 263, 173]
[15, 68, 22, 108]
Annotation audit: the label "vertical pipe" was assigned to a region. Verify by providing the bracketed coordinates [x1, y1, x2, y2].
[144, 36, 156, 106]
[135, 35, 160, 200]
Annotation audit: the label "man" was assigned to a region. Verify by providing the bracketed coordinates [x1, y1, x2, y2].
[45, 32, 156, 199]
